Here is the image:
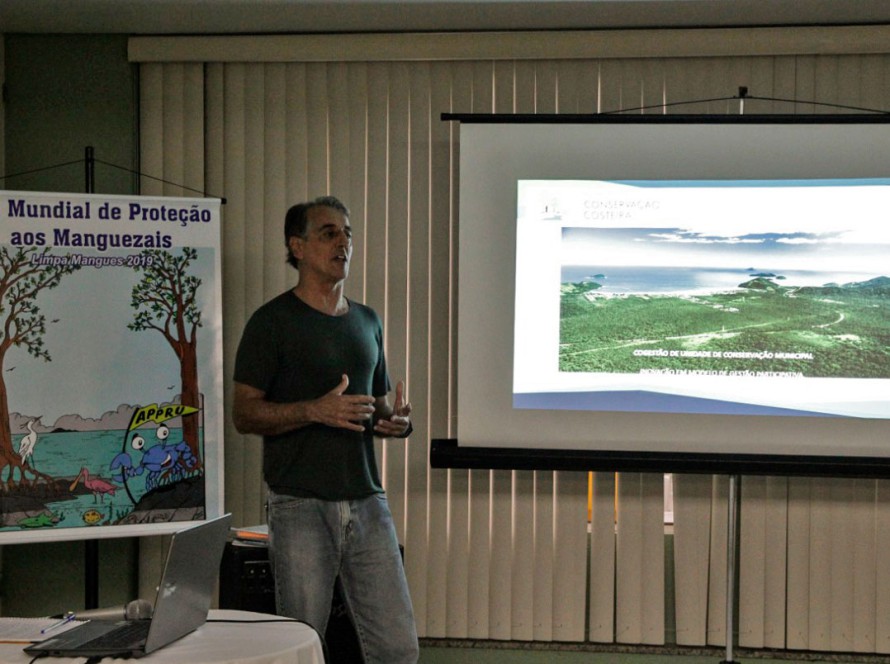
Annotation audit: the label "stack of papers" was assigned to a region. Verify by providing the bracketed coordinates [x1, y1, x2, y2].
[230, 524, 269, 546]
[0, 616, 84, 644]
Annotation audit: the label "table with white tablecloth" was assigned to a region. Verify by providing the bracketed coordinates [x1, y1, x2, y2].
[2, 609, 325, 664]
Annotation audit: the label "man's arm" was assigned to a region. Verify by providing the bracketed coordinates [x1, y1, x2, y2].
[233, 374, 376, 436]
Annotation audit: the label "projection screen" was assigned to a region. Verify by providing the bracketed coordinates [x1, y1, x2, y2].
[431, 114, 890, 477]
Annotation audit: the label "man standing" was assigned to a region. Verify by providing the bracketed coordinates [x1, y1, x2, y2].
[232, 196, 419, 663]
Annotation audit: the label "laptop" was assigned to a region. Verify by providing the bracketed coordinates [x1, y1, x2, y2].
[25, 513, 232, 659]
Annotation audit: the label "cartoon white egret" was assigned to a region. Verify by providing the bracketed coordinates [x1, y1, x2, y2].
[18, 417, 41, 467]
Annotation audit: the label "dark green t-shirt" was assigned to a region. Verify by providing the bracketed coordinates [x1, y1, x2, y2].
[233, 291, 390, 500]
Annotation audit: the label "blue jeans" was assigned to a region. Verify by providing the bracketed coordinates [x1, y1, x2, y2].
[267, 490, 419, 664]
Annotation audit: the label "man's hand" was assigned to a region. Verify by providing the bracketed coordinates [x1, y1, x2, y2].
[374, 380, 413, 437]
[310, 374, 375, 432]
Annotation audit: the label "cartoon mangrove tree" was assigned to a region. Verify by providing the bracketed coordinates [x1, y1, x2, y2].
[0, 246, 79, 488]
[128, 248, 203, 460]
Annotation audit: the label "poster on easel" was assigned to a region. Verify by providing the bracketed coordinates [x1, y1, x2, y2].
[0, 191, 224, 542]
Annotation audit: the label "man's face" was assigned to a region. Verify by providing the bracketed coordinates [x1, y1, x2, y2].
[291, 205, 353, 282]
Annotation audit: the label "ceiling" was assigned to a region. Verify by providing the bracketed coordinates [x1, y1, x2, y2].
[2, 0, 890, 35]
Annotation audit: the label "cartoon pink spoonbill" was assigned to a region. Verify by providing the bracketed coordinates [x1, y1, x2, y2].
[70, 467, 118, 503]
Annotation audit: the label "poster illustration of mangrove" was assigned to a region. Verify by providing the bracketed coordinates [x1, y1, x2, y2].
[0, 191, 223, 542]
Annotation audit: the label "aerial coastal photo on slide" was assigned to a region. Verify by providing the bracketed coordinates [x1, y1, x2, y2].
[559, 231, 890, 379]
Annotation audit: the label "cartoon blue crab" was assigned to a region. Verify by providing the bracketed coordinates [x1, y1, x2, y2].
[110, 424, 199, 492]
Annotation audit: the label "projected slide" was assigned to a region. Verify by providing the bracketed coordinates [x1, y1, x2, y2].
[513, 179, 890, 419]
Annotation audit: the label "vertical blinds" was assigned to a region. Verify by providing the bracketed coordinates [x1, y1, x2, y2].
[134, 29, 890, 653]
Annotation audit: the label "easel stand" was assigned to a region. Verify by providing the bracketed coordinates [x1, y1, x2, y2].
[84, 145, 100, 610]
[721, 88, 746, 663]
[721, 474, 741, 663]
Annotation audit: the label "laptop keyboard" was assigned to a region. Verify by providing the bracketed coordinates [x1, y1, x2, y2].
[81, 620, 150, 649]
